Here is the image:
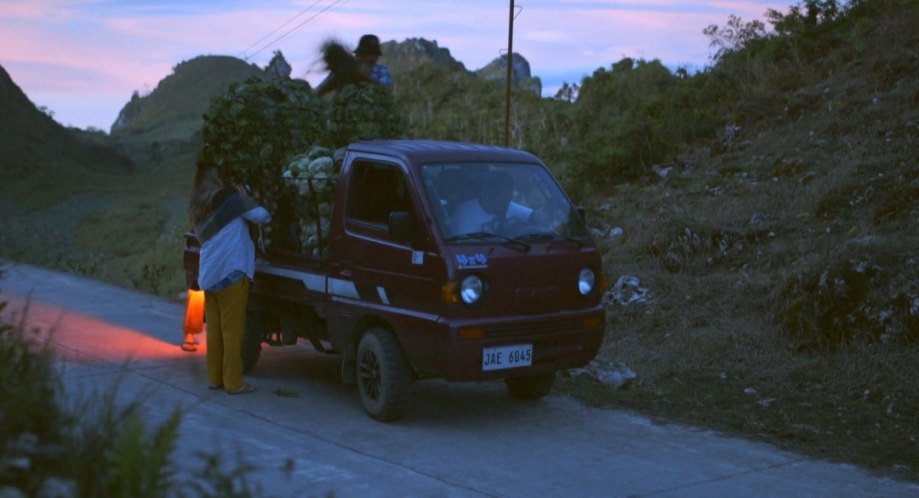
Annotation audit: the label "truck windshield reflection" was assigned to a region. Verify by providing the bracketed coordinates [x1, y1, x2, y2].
[421, 162, 590, 242]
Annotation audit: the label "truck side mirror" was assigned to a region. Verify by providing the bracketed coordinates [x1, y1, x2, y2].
[577, 207, 587, 224]
[388, 211, 415, 243]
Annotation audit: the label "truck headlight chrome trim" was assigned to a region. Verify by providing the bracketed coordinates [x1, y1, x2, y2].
[578, 268, 596, 296]
[460, 274, 485, 305]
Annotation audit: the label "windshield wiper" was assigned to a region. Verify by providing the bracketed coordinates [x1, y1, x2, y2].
[510, 231, 586, 248]
[444, 231, 530, 250]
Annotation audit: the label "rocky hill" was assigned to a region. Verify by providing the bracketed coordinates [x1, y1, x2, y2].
[109, 39, 540, 148]
[0, 65, 132, 181]
[380, 37, 467, 75]
[110, 55, 264, 142]
[474, 53, 542, 95]
[382, 37, 541, 94]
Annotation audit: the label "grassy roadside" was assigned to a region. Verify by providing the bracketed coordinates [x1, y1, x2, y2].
[562, 80, 919, 479]
[0, 142, 196, 299]
[0, 284, 272, 497]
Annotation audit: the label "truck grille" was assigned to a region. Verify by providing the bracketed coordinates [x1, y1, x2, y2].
[484, 318, 584, 338]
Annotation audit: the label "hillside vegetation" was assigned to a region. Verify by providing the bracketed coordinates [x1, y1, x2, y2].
[573, 0, 918, 480]
[0, 0, 916, 481]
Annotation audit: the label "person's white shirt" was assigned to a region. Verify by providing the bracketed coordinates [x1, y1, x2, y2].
[451, 197, 532, 234]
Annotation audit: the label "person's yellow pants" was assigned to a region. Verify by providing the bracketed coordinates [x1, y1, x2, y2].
[204, 278, 250, 392]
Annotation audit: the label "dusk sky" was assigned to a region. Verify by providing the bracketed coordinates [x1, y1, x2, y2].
[1, 0, 789, 131]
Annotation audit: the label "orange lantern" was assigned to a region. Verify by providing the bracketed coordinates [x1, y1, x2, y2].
[183, 289, 205, 336]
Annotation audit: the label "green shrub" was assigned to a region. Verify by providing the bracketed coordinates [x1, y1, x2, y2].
[327, 83, 406, 148]
[0, 302, 63, 495]
[568, 58, 695, 185]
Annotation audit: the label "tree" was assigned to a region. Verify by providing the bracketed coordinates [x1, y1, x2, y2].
[703, 15, 767, 63]
[554, 82, 580, 103]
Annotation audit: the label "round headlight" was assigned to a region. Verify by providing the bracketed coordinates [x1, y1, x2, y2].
[578, 268, 596, 296]
[460, 274, 485, 304]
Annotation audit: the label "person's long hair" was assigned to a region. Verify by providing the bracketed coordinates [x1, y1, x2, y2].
[188, 163, 224, 225]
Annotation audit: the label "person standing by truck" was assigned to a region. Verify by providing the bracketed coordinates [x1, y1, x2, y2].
[187, 162, 271, 395]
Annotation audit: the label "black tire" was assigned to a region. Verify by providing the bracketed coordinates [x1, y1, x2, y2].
[241, 310, 263, 373]
[505, 372, 555, 400]
[356, 328, 412, 422]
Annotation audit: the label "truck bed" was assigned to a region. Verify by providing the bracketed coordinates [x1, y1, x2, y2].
[249, 248, 330, 305]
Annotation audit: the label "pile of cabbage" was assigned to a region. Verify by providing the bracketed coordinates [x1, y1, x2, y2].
[282, 147, 342, 256]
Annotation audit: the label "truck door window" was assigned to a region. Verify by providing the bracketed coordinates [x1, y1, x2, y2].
[347, 161, 412, 227]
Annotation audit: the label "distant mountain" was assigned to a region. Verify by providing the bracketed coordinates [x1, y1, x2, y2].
[381, 37, 541, 94]
[109, 42, 468, 146]
[0, 64, 132, 180]
[380, 37, 468, 75]
[475, 53, 542, 95]
[104, 40, 542, 147]
[110, 55, 265, 142]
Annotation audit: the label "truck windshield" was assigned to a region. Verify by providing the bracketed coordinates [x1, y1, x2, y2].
[421, 162, 591, 243]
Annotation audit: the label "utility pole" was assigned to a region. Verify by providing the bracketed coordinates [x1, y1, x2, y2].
[504, 0, 515, 147]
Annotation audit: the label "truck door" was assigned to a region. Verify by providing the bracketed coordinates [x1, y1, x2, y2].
[333, 159, 443, 372]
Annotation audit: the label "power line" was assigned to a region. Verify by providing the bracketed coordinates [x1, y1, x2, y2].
[243, 0, 347, 61]
[240, 0, 326, 59]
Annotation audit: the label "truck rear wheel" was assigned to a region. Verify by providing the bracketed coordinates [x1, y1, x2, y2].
[242, 310, 263, 373]
[356, 328, 411, 422]
[505, 372, 555, 400]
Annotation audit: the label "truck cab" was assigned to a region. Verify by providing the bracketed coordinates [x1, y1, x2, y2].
[185, 140, 606, 421]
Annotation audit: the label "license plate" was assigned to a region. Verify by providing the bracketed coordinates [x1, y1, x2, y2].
[482, 344, 533, 371]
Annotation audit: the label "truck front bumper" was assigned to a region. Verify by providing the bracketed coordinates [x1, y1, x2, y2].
[432, 307, 605, 382]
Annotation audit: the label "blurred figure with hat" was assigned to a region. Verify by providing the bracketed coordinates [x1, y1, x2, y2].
[354, 34, 392, 88]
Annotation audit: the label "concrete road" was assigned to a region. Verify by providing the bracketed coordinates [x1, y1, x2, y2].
[2, 261, 916, 498]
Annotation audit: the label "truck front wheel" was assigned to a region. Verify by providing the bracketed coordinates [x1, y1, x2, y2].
[505, 372, 555, 400]
[356, 328, 411, 422]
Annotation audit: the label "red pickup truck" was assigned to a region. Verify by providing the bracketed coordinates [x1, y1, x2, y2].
[184, 139, 606, 421]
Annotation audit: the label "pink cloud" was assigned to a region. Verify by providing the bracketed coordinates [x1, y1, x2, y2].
[1, 0, 84, 22]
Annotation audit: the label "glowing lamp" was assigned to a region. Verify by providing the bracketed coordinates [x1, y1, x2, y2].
[441, 282, 460, 304]
[582, 315, 602, 329]
[183, 289, 205, 335]
[458, 327, 485, 340]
